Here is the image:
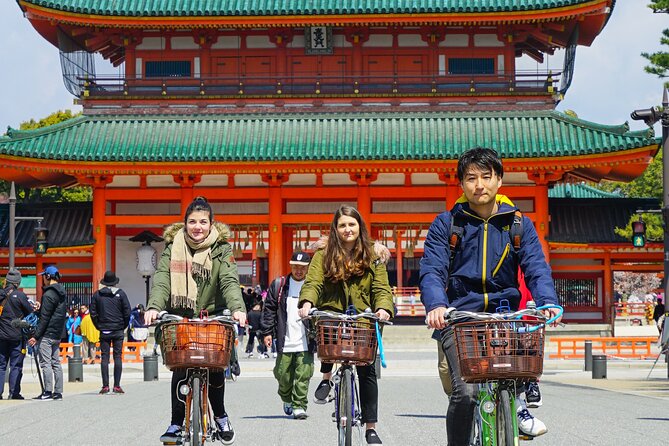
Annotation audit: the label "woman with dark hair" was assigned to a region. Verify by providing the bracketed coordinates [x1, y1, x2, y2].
[144, 196, 247, 445]
[298, 205, 394, 445]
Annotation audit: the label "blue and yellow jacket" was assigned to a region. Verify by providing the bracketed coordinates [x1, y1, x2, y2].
[419, 194, 558, 313]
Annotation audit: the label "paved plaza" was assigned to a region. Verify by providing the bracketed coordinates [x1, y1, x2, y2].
[1, 341, 668, 445]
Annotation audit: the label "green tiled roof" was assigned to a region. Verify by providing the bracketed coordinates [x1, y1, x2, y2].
[0, 110, 656, 163]
[549, 182, 622, 199]
[23, 0, 598, 17]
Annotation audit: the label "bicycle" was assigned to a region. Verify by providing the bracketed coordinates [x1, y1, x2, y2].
[156, 310, 237, 446]
[445, 303, 563, 446]
[304, 309, 390, 446]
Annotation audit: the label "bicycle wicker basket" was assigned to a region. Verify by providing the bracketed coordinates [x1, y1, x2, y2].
[316, 319, 377, 366]
[453, 319, 545, 383]
[160, 320, 234, 371]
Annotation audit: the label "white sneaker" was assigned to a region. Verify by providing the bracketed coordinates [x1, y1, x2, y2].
[517, 408, 547, 437]
[293, 408, 308, 420]
[272, 352, 278, 358]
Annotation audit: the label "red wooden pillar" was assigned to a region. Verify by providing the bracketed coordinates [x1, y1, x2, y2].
[264, 174, 287, 281]
[351, 172, 377, 226]
[35, 254, 43, 303]
[440, 172, 460, 209]
[124, 43, 136, 78]
[396, 230, 404, 288]
[603, 251, 613, 325]
[175, 175, 201, 216]
[534, 182, 550, 261]
[92, 181, 108, 287]
[110, 202, 117, 272]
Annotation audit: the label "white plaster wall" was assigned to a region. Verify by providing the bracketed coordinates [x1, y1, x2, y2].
[333, 34, 351, 48]
[284, 174, 316, 186]
[373, 173, 405, 185]
[246, 36, 273, 49]
[373, 201, 444, 213]
[474, 34, 504, 47]
[440, 34, 469, 47]
[171, 36, 199, 50]
[108, 175, 141, 188]
[363, 35, 393, 47]
[212, 36, 241, 49]
[397, 35, 426, 47]
[322, 173, 355, 185]
[288, 35, 306, 48]
[411, 173, 443, 185]
[137, 37, 165, 50]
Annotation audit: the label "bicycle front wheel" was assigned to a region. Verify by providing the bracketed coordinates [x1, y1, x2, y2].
[338, 368, 353, 446]
[191, 375, 203, 446]
[496, 388, 515, 446]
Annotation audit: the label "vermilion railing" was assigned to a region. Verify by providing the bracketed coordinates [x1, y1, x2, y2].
[77, 70, 560, 99]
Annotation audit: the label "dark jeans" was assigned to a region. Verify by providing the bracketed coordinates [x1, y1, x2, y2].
[99, 334, 124, 388]
[245, 330, 266, 354]
[440, 326, 478, 446]
[320, 362, 379, 424]
[171, 369, 226, 425]
[0, 339, 25, 396]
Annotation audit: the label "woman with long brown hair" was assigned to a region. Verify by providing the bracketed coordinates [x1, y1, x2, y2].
[299, 204, 394, 445]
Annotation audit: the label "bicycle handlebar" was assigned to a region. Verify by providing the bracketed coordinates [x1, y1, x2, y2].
[445, 304, 564, 333]
[153, 311, 238, 327]
[302, 309, 392, 325]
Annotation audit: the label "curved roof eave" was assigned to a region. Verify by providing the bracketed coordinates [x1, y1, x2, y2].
[19, 0, 612, 29]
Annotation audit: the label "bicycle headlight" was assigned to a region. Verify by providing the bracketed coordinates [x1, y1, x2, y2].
[179, 384, 191, 396]
[482, 401, 495, 414]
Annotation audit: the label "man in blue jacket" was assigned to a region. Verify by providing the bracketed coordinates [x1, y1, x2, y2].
[419, 147, 562, 445]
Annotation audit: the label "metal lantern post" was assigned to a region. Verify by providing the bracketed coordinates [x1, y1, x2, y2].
[8, 181, 47, 269]
[630, 87, 669, 313]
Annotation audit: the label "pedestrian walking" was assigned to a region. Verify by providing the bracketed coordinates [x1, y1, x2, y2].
[0, 268, 36, 400]
[90, 270, 131, 395]
[262, 251, 315, 419]
[143, 196, 247, 444]
[79, 304, 99, 364]
[245, 302, 267, 358]
[29, 265, 68, 401]
[66, 308, 83, 345]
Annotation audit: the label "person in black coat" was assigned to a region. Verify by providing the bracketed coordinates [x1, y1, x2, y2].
[90, 271, 131, 395]
[0, 268, 36, 400]
[29, 265, 68, 400]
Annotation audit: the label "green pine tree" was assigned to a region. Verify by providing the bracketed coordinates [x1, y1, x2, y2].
[1, 110, 91, 202]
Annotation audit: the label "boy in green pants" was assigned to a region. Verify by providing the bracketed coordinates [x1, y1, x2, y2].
[262, 252, 315, 419]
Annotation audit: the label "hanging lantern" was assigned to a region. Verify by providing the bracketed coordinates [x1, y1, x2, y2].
[136, 243, 158, 277]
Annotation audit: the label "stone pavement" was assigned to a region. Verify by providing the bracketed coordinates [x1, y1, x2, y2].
[8, 343, 668, 402]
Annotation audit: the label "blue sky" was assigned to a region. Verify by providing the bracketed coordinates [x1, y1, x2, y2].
[0, 1, 666, 133]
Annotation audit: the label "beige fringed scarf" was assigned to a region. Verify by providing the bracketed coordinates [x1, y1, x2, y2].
[169, 225, 219, 310]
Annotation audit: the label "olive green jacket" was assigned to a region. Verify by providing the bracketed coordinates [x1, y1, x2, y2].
[147, 222, 245, 317]
[298, 249, 395, 317]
